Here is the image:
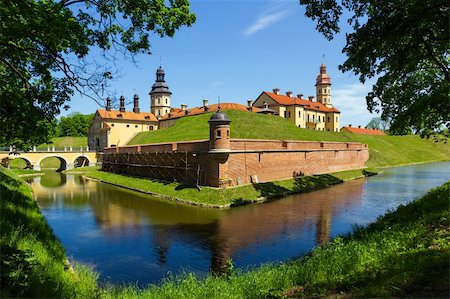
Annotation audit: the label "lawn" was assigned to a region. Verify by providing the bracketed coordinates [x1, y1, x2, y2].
[37, 136, 87, 149]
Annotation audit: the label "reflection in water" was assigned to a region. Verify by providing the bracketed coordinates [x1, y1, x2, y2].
[29, 162, 450, 285]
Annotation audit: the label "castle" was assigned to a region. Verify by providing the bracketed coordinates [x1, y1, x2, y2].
[88, 64, 341, 151]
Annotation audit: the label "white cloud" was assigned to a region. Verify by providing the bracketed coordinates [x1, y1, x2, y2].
[332, 82, 379, 127]
[243, 0, 292, 37]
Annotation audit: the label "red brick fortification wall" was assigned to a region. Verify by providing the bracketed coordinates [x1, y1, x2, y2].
[223, 139, 369, 185]
[102, 139, 369, 187]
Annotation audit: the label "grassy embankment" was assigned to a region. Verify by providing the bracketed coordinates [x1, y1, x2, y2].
[37, 136, 87, 149]
[102, 181, 450, 298]
[84, 110, 448, 206]
[86, 169, 372, 207]
[0, 167, 98, 298]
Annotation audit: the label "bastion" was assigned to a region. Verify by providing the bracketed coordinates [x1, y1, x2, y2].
[102, 110, 369, 188]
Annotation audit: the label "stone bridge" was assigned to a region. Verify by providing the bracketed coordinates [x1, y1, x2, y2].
[0, 148, 98, 171]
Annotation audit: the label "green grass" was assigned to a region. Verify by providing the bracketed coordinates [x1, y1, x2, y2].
[85, 168, 372, 207]
[101, 181, 450, 298]
[0, 167, 98, 298]
[37, 136, 87, 149]
[10, 169, 44, 176]
[129, 110, 449, 168]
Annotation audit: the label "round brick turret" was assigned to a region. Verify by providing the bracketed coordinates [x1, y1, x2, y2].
[208, 110, 231, 153]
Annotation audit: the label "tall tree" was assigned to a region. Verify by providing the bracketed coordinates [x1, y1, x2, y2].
[366, 117, 389, 131]
[299, 0, 449, 135]
[57, 112, 94, 137]
[0, 0, 195, 148]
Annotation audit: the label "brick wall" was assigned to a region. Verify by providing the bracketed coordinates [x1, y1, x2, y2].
[102, 139, 369, 187]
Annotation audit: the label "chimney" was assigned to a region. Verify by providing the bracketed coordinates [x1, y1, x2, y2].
[119, 95, 125, 112]
[297, 93, 304, 99]
[273, 88, 280, 95]
[181, 104, 187, 111]
[349, 124, 352, 127]
[286, 91, 293, 97]
[308, 96, 314, 102]
[247, 99, 253, 107]
[133, 94, 140, 113]
[106, 97, 111, 111]
[203, 99, 208, 107]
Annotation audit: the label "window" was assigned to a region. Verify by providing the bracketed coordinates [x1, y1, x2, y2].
[288, 111, 291, 118]
[283, 111, 287, 118]
[318, 116, 321, 122]
[158, 99, 160, 104]
[313, 115, 315, 121]
[149, 126, 154, 130]
[336, 116, 338, 122]
[327, 117, 330, 122]
[135, 125, 138, 128]
[126, 124, 130, 127]
[307, 114, 310, 122]
[299, 111, 302, 118]
[318, 89, 321, 94]
[227, 130, 230, 138]
[216, 130, 221, 138]
[165, 99, 168, 104]
[323, 88, 326, 93]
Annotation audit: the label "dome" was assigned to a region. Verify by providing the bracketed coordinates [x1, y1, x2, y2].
[156, 67, 165, 74]
[209, 111, 231, 123]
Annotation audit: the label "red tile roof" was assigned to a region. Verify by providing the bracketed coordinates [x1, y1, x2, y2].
[96, 109, 158, 122]
[160, 102, 260, 120]
[261, 91, 340, 113]
[341, 126, 386, 135]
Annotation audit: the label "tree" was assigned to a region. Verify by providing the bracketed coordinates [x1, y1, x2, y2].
[366, 117, 389, 131]
[57, 112, 94, 137]
[299, 0, 449, 136]
[0, 0, 195, 149]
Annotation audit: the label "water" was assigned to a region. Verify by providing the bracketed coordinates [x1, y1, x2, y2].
[29, 162, 450, 286]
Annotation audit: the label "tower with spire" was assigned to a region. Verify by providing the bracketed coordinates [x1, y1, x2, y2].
[315, 63, 332, 107]
[149, 66, 172, 117]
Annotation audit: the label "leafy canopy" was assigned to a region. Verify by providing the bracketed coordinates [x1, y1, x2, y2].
[0, 0, 195, 148]
[299, 0, 449, 135]
[57, 112, 94, 137]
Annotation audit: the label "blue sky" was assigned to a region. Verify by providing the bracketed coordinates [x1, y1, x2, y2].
[65, 0, 378, 127]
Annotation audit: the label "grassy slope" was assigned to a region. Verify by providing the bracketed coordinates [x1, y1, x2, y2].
[0, 167, 98, 298]
[103, 182, 450, 298]
[37, 136, 87, 149]
[86, 169, 364, 207]
[129, 110, 449, 167]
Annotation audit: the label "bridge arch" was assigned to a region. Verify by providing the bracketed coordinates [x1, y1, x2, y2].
[73, 156, 90, 168]
[9, 156, 33, 169]
[36, 155, 69, 172]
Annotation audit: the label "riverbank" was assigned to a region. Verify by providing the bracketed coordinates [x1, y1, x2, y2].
[83, 168, 377, 208]
[0, 167, 98, 298]
[103, 181, 449, 298]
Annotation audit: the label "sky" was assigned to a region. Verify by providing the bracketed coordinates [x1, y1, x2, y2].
[64, 0, 379, 127]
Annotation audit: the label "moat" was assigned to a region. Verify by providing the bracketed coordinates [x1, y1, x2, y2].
[28, 162, 450, 286]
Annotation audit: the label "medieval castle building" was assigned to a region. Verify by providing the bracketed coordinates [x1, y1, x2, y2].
[88, 64, 341, 151]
